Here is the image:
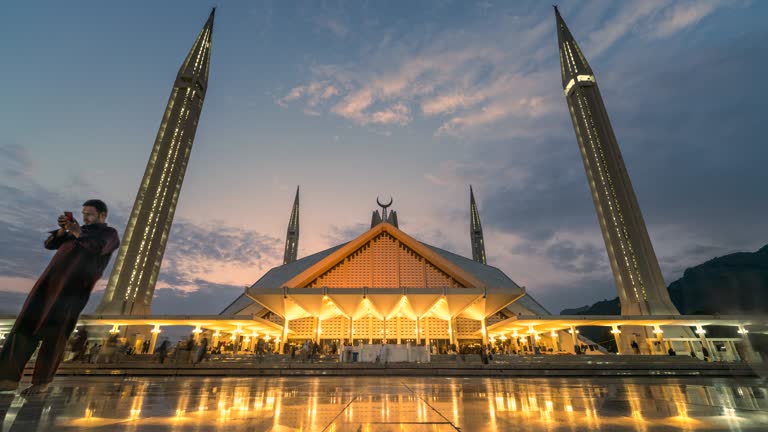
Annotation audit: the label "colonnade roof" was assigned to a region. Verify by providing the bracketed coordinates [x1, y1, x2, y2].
[485, 314, 768, 336]
[245, 287, 525, 321]
[1, 314, 285, 338]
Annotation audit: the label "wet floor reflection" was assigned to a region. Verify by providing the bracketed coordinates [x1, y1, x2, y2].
[0, 376, 766, 431]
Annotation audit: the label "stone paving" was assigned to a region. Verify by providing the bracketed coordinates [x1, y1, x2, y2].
[1, 376, 767, 431]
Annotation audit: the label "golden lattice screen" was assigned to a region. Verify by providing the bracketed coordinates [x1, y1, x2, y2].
[308, 233, 464, 288]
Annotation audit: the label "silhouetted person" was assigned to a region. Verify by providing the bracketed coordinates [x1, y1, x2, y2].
[69, 328, 88, 362]
[195, 338, 208, 364]
[668, 347, 676, 356]
[0, 200, 119, 394]
[157, 340, 170, 364]
[702, 346, 710, 361]
[630, 340, 640, 355]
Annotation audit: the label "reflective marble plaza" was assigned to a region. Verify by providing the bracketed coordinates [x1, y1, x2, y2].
[1, 377, 766, 431]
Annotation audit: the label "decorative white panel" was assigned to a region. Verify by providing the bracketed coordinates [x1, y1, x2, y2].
[398, 317, 417, 338]
[456, 316, 481, 338]
[288, 317, 315, 339]
[423, 317, 449, 339]
[320, 316, 348, 339]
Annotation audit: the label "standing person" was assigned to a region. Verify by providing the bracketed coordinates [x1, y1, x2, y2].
[70, 328, 89, 362]
[142, 340, 150, 355]
[157, 340, 170, 364]
[195, 338, 208, 364]
[0, 201, 119, 394]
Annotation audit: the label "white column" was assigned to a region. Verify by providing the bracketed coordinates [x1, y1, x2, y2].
[448, 318, 456, 346]
[368, 316, 373, 344]
[570, 325, 578, 353]
[611, 325, 622, 354]
[149, 325, 161, 353]
[396, 317, 401, 344]
[481, 319, 488, 345]
[279, 318, 290, 354]
[652, 325, 664, 355]
[737, 326, 757, 363]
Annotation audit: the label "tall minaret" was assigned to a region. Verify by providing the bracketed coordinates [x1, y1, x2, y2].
[283, 186, 300, 264]
[97, 9, 215, 315]
[555, 7, 679, 317]
[469, 186, 486, 264]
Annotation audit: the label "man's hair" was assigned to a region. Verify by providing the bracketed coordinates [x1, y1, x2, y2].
[82, 199, 108, 215]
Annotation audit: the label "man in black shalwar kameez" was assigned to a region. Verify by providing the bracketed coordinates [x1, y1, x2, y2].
[0, 200, 119, 394]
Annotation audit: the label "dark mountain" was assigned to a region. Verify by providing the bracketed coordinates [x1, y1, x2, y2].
[560, 244, 768, 351]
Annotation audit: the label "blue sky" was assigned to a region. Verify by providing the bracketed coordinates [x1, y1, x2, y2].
[1, 0, 767, 315]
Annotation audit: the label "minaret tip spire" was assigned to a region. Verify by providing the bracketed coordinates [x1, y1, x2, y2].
[283, 186, 300, 264]
[555, 6, 593, 89]
[469, 185, 486, 264]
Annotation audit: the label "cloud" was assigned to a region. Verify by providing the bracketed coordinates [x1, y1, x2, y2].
[156, 220, 282, 292]
[316, 17, 350, 38]
[277, 81, 339, 108]
[323, 223, 369, 245]
[651, 1, 723, 38]
[277, 1, 736, 138]
[584, 1, 727, 57]
[0, 144, 282, 309]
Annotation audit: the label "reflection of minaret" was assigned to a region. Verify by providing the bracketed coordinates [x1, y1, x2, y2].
[283, 186, 300, 264]
[554, 7, 679, 316]
[97, 9, 215, 315]
[469, 186, 486, 264]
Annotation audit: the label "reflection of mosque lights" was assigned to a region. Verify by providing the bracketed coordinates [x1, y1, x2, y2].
[59, 380, 767, 430]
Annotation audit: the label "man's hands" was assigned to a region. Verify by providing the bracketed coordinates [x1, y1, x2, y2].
[58, 214, 82, 238]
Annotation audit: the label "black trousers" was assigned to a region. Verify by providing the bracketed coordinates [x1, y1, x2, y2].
[0, 318, 77, 385]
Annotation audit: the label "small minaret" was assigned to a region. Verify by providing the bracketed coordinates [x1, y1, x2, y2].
[469, 186, 486, 264]
[283, 186, 300, 265]
[98, 9, 216, 315]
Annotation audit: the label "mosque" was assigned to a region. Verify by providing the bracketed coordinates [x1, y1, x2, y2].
[220, 190, 572, 355]
[2, 8, 762, 362]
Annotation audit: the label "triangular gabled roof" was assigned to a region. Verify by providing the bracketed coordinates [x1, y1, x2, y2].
[281, 222, 487, 289]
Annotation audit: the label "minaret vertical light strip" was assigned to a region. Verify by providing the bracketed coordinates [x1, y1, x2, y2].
[554, 7, 679, 316]
[469, 185, 487, 264]
[97, 9, 215, 315]
[283, 186, 300, 264]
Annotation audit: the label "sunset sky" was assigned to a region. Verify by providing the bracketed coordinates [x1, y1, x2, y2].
[1, 0, 766, 316]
